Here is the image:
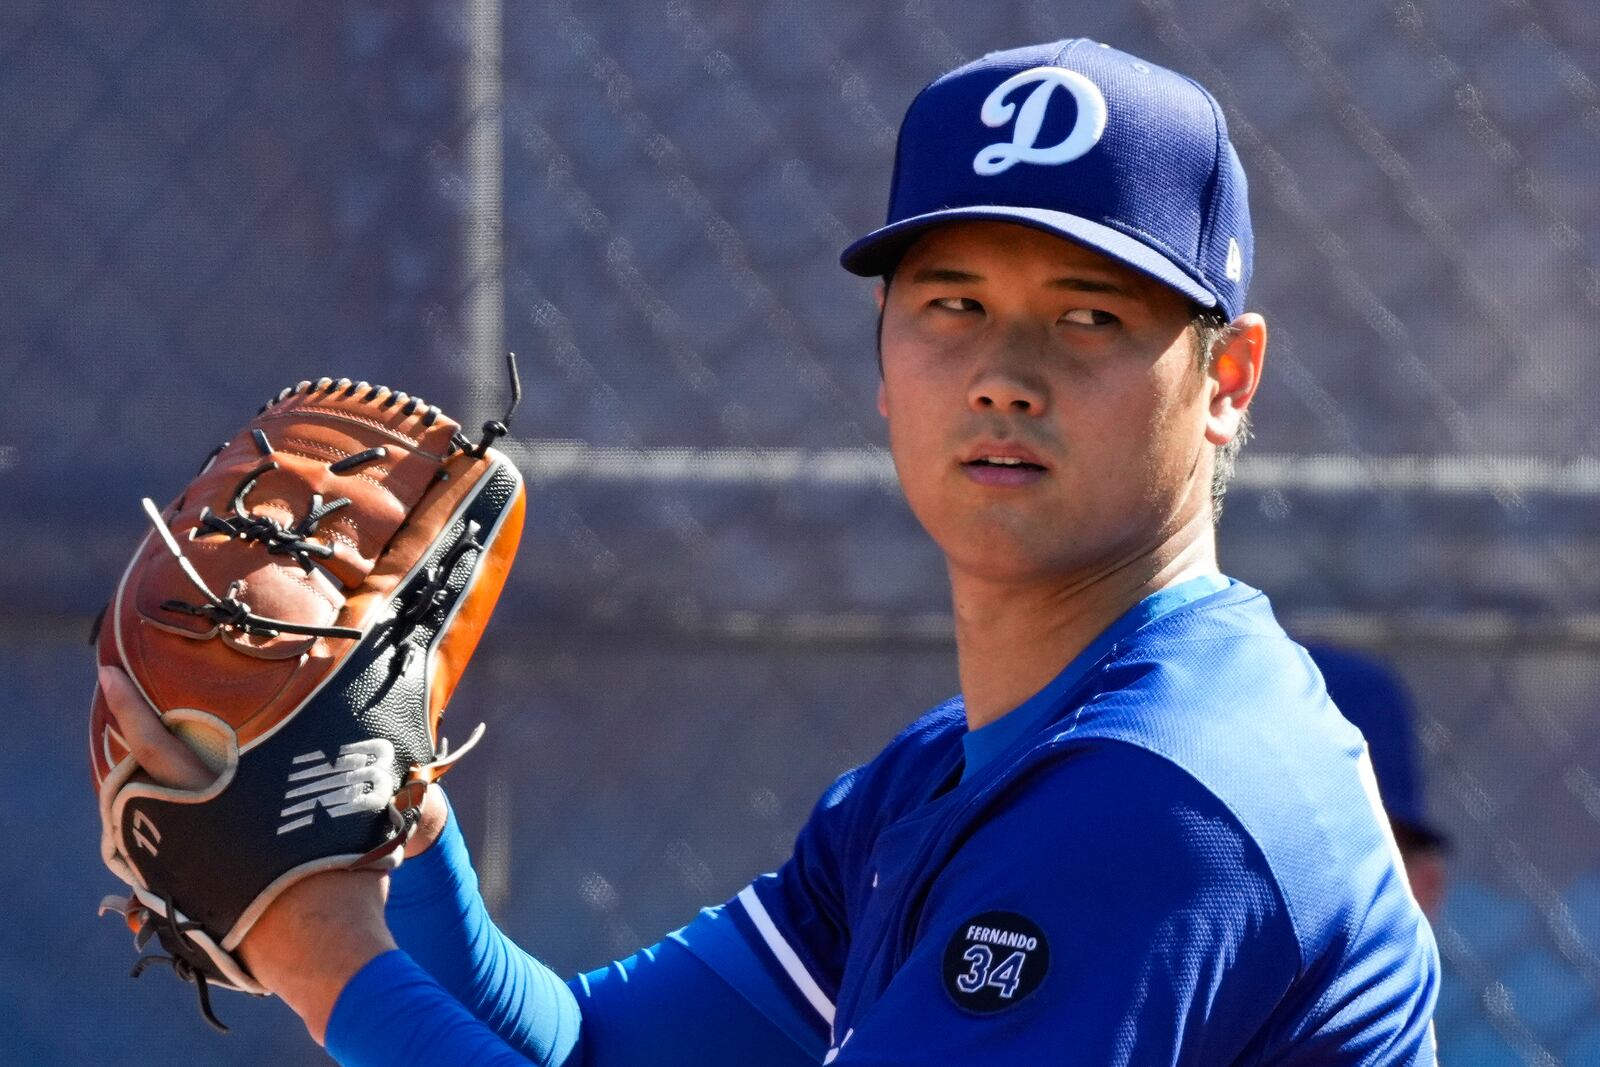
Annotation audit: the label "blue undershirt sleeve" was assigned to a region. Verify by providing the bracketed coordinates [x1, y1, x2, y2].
[326, 937, 817, 1067]
[327, 949, 545, 1067]
[382, 797, 581, 1063]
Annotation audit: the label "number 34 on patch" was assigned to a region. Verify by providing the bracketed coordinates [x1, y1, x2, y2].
[941, 911, 1051, 1012]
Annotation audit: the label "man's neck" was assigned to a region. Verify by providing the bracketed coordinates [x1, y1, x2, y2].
[952, 535, 1220, 732]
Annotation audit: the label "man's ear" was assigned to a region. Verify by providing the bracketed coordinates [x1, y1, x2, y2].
[1205, 313, 1266, 447]
[875, 281, 886, 312]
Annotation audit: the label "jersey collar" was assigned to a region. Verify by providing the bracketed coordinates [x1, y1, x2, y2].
[959, 573, 1230, 783]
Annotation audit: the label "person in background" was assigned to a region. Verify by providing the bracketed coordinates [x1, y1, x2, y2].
[1306, 643, 1449, 919]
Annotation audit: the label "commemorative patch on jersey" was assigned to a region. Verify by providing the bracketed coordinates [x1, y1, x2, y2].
[942, 910, 1049, 1012]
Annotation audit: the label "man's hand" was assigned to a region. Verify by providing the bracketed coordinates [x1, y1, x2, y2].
[98, 665, 427, 1044]
[98, 666, 213, 788]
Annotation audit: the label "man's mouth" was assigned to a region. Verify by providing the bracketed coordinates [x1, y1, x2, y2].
[960, 448, 1050, 486]
[965, 456, 1047, 472]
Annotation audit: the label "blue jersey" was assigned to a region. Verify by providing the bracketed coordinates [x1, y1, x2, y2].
[327, 576, 1438, 1065]
[677, 576, 1439, 1063]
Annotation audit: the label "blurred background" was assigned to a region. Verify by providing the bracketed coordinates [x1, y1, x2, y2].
[4, 0, 1598, 1062]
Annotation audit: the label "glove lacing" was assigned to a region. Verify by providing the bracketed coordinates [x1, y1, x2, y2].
[141, 491, 363, 642]
[100, 893, 232, 1033]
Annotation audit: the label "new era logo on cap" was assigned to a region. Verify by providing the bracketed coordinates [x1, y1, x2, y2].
[841, 39, 1254, 321]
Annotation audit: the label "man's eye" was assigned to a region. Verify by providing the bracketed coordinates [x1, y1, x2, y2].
[1061, 307, 1119, 326]
[932, 297, 982, 313]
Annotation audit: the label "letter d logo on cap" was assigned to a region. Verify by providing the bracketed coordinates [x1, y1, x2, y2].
[973, 67, 1108, 176]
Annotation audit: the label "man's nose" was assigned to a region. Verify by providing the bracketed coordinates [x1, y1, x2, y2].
[967, 342, 1048, 416]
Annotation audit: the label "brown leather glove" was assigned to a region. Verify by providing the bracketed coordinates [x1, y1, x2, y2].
[91, 374, 524, 1029]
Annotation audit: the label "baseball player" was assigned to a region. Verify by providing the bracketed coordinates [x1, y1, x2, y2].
[99, 39, 1441, 1064]
[1305, 644, 1450, 920]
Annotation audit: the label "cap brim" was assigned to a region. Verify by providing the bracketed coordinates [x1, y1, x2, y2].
[840, 205, 1217, 311]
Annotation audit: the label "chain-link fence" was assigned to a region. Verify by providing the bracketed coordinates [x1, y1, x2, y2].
[4, 1, 1598, 1063]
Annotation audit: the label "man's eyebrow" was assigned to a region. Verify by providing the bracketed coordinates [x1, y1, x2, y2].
[1046, 276, 1131, 295]
[906, 266, 1131, 296]
[907, 267, 984, 284]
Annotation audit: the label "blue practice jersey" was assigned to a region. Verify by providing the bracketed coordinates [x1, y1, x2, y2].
[676, 577, 1440, 1063]
[328, 576, 1439, 1065]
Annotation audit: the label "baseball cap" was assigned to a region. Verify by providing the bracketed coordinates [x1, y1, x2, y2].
[1306, 644, 1449, 849]
[841, 39, 1253, 320]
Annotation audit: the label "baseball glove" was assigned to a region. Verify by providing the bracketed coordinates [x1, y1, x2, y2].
[92, 369, 525, 1030]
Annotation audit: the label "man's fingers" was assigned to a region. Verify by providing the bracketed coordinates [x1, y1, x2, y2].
[98, 665, 216, 790]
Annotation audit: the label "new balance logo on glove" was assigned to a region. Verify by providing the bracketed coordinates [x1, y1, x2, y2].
[277, 739, 399, 835]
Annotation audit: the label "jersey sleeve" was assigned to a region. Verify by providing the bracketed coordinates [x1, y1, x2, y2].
[826, 741, 1301, 1066]
[569, 932, 819, 1065]
[675, 766, 866, 1055]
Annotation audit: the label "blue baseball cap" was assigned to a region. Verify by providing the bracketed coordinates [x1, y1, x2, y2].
[842, 39, 1253, 320]
[1307, 644, 1448, 849]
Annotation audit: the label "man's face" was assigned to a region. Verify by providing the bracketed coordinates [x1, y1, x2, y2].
[877, 221, 1215, 585]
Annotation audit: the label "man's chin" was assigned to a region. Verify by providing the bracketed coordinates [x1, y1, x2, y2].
[935, 525, 1091, 586]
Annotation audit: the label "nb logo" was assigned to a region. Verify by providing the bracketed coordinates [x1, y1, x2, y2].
[974, 66, 1108, 176]
[277, 739, 398, 835]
